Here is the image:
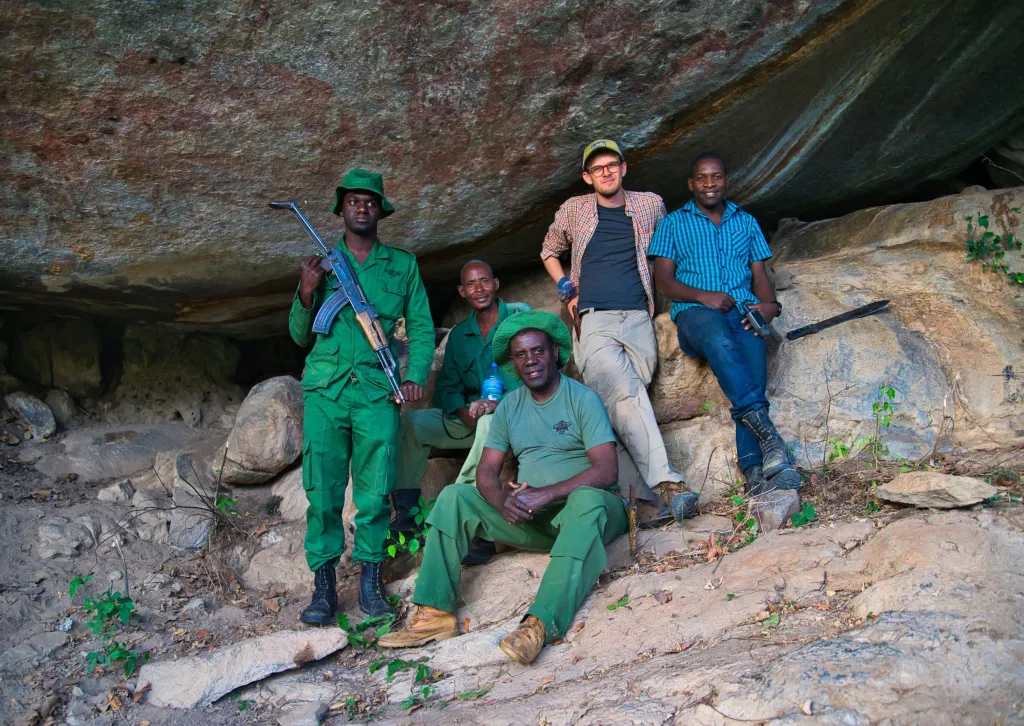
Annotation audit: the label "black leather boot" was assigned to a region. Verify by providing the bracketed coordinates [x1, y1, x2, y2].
[359, 562, 397, 619]
[461, 538, 496, 566]
[390, 489, 421, 536]
[739, 408, 792, 478]
[299, 563, 338, 626]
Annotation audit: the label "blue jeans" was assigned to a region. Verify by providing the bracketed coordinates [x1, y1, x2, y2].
[675, 306, 768, 472]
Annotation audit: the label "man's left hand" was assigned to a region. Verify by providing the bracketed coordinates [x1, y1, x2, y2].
[400, 381, 424, 402]
[513, 484, 553, 516]
[743, 302, 780, 335]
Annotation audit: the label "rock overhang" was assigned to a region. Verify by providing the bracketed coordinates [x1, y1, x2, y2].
[2, 0, 1024, 337]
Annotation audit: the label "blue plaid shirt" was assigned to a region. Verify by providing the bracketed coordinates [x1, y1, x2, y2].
[648, 200, 772, 321]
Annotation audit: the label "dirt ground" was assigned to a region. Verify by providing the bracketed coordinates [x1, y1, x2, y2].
[1, 426, 1021, 726]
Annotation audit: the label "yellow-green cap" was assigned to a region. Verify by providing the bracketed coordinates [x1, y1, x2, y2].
[582, 139, 624, 170]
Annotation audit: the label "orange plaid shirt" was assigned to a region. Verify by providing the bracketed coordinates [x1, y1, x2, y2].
[540, 190, 666, 316]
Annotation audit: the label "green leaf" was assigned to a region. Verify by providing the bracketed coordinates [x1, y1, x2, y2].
[408, 538, 420, 555]
[790, 502, 816, 528]
[457, 684, 494, 701]
[725, 593, 736, 601]
[978, 215, 990, 229]
[764, 612, 780, 628]
[730, 495, 744, 506]
[607, 595, 629, 611]
[415, 663, 431, 683]
[398, 532, 406, 546]
[387, 544, 398, 558]
[338, 613, 352, 632]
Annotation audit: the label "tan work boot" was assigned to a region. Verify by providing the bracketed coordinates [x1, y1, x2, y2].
[498, 615, 546, 665]
[377, 605, 458, 648]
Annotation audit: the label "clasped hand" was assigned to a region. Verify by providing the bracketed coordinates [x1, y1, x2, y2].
[500, 483, 551, 525]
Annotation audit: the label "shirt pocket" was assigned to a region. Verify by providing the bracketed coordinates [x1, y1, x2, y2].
[373, 278, 406, 322]
[302, 337, 339, 389]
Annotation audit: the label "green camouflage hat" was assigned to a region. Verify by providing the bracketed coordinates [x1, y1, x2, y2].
[492, 310, 572, 381]
[330, 168, 395, 218]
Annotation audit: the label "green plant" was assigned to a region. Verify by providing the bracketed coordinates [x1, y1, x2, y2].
[862, 500, 881, 516]
[387, 496, 436, 559]
[607, 596, 629, 611]
[869, 385, 897, 465]
[337, 613, 394, 649]
[965, 210, 1024, 283]
[457, 684, 494, 701]
[729, 493, 759, 550]
[790, 502, 816, 528]
[699, 400, 716, 413]
[70, 575, 149, 677]
[215, 496, 238, 517]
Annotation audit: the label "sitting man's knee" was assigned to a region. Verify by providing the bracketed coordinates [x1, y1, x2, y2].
[563, 486, 609, 513]
[436, 482, 476, 505]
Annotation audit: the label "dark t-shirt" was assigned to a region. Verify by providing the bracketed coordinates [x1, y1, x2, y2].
[577, 205, 648, 311]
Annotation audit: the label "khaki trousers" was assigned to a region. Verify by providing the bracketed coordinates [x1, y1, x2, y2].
[574, 310, 682, 491]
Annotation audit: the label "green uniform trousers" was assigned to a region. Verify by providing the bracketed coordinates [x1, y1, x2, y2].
[412, 483, 627, 643]
[302, 386, 398, 570]
[396, 409, 494, 490]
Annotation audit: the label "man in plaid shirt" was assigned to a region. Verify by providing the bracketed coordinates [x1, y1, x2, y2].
[540, 139, 699, 523]
[650, 152, 801, 496]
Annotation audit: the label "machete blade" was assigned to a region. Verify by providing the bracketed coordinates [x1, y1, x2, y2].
[785, 300, 891, 341]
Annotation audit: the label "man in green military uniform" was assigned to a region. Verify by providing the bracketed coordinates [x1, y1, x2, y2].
[288, 169, 435, 624]
[393, 259, 531, 565]
[379, 311, 627, 665]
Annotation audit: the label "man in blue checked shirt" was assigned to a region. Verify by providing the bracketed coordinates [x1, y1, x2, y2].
[649, 152, 801, 496]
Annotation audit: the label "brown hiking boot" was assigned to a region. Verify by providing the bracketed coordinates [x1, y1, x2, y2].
[498, 615, 546, 665]
[377, 605, 458, 648]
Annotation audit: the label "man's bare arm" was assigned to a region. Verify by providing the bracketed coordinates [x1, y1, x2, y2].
[477, 446, 532, 524]
[745, 260, 779, 327]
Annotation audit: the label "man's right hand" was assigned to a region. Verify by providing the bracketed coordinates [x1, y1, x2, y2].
[298, 256, 326, 309]
[699, 291, 735, 313]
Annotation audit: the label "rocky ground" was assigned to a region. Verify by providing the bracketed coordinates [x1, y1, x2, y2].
[1, 404, 1021, 726]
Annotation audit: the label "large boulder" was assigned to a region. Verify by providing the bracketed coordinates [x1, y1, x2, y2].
[2, 1, 1023, 334]
[222, 376, 303, 485]
[769, 187, 1024, 462]
[5, 391, 57, 440]
[876, 472, 998, 509]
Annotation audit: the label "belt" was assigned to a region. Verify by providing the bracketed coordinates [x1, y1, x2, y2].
[577, 307, 615, 320]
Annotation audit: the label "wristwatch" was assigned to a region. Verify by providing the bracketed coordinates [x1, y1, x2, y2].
[769, 300, 782, 315]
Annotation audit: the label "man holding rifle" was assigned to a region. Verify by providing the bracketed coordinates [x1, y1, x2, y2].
[287, 169, 435, 624]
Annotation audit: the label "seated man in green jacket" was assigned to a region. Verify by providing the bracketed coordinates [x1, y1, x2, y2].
[394, 260, 530, 565]
[288, 169, 435, 624]
[379, 311, 627, 666]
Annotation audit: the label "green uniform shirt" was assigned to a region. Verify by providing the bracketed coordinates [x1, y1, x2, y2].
[486, 375, 617, 489]
[434, 299, 532, 414]
[288, 239, 434, 402]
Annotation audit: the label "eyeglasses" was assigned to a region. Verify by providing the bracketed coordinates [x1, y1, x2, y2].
[585, 161, 623, 177]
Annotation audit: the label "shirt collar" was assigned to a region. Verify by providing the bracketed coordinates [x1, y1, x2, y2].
[587, 190, 635, 217]
[681, 199, 738, 221]
[338, 238, 388, 269]
[465, 298, 509, 341]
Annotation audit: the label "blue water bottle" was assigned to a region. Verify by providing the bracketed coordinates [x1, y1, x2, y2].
[481, 362, 504, 401]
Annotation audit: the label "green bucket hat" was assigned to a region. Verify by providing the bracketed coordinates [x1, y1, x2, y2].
[330, 168, 395, 218]
[492, 311, 572, 381]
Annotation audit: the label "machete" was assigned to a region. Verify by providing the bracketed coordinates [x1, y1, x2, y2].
[785, 300, 891, 341]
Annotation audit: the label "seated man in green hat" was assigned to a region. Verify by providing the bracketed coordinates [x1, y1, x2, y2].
[289, 168, 435, 624]
[379, 311, 627, 666]
[393, 259, 531, 566]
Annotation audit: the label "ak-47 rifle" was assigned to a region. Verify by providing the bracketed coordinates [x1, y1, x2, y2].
[270, 200, 405, 403]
